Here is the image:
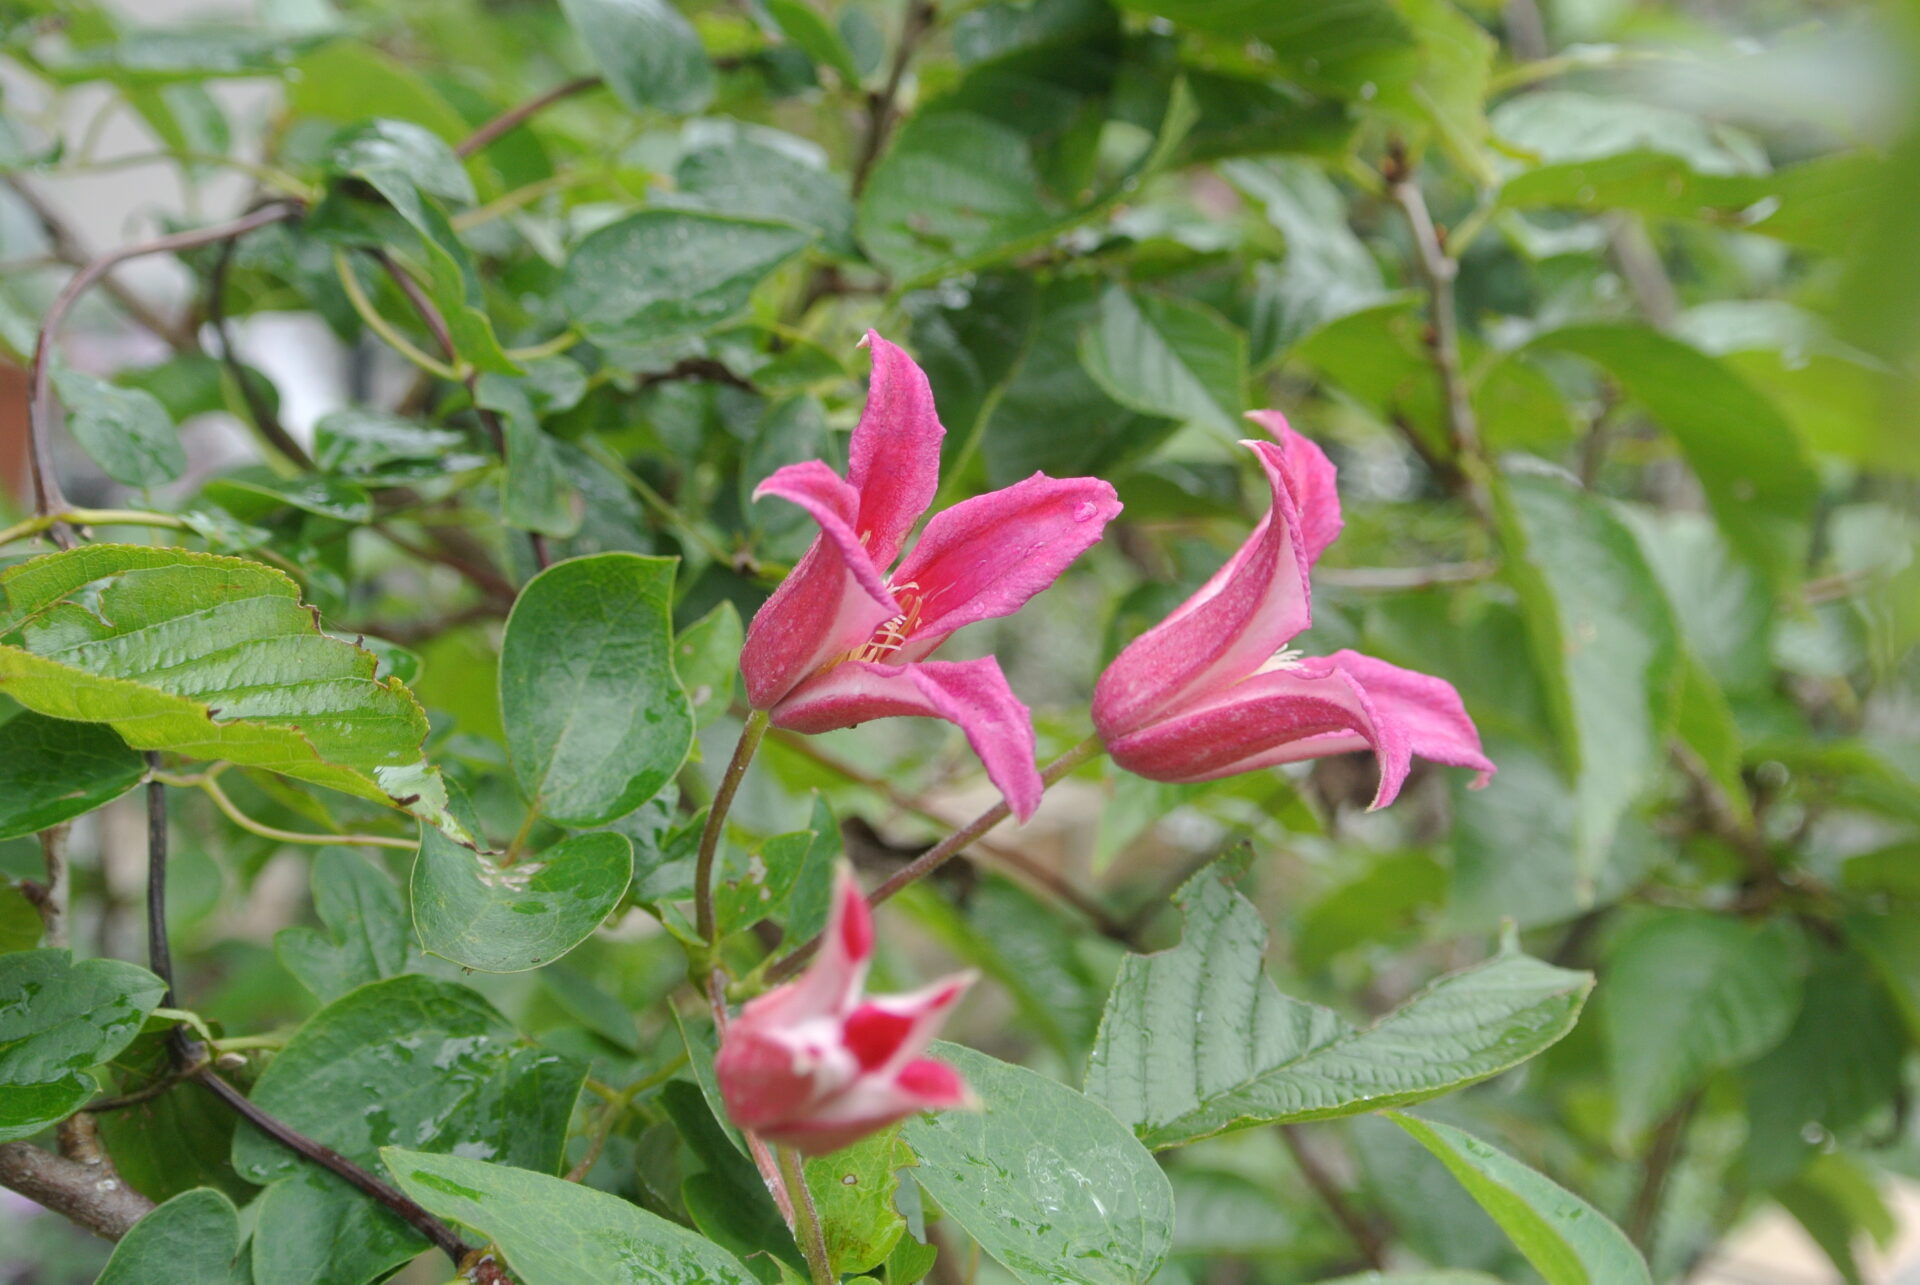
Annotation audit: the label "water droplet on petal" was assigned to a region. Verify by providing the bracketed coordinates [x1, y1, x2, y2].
[1073, 501, 1097, 522]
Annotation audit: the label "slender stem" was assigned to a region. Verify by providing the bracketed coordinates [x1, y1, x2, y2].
[334, 249, 463, 381]
[208, 223, 313, 469]
[766, 737, 1104, 983]
[1626, 1091, 1700, 1252]
[153, 769, 417, 850]
[1280, 1124, 1387, 1270]
[502, 330, 579, 362]
[695, 710, 773, 947]
[455, 75, 602, 158]
[779, 1146, 835, 1285]
[34, 824, 69, 948]
[145, 758, 176, 1003]
[565, 1054, 687, 1182]
[26, 202, 302, 530]
[1385, 149, 1493, 524]
[0, 508, 195, 548]
[850, 0, 937, 196]
[766, 728, 1134, 943]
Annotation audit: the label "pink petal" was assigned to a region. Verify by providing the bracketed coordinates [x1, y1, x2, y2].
[714, 1022, 838, 1132]
[741, 461, 898, 709]
[888, 472, 1121, 660]
[1310, 650, 1495, 788]
[738, 868, 872, 1027]
[1105, 662, 1414, 809]
[842, 972, 973, 1076]
[1246, 410, 1342, 564]
[847, 332, 946, 569]
[1091, 438, 1312, 740]
[760, 1057, 974, 1155]
[771, 657, 1043, 821]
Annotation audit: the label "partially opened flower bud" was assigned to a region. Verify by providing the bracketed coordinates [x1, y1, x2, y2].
[715, 869, 976, 1154]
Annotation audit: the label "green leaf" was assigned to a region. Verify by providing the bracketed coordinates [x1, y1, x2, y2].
[672, 599, 742, 729]
[383, 1147, 759, 1283]
[1601, 910, 1801, 1141]
[312, 407, 474, 480]
[674, 126, 856, 257]
[1524, 325, 1816, 584]
[0, 949, 167, 1142]
[500, 553, 694, 827]
[1318, 1273, 1505, 1284]
[1078, 286, 1246, 436]
[0, 705, 146, 840]
[92, 1029, 247, 1205]
[413, 828, 632, 972]
[96, 1188, 247, 1285]
[764, 0, 862, 84]
[328, 117, 474, 204]
[250, 1166, 421, 1285]
[202, 465, 376, 524]
[274, 847, 411, 1002]
[805, 1128, 912, 1276]
[286, 41, 471, 142]
[477, 372, 581, 538]
[1223, 159, 1388, 360]
[711, 821, 828, 938]
[902, 1042, 1175, 1285]
[231, 974, 583, 1183]
[1084, 866, 1591, 1149]
[1108, 0, 1412, 94]
[0, 545, 464, 842]
[51, 367, 185, 487]
[1388, 1114, 1651, 1285]
[1491, 471, 1681, 881]
[557, 0, 714, 116]
[559, 210, 814, 347]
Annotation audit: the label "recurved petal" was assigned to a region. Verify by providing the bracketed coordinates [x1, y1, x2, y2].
[741, 461, 898, 709]
[755, 867, 874, 1024]
[847, 331, 946, 568]
[1104, 661, 1414, 809]
[755, 1054, 973, 1155]
[888, 473, 1121, 660]
[1309, 650, 1495, 789]
[770, 657, 1043, 821]
[1246, 410, 1342, 564]
[842, 971, 975, 1077]
[1091, 438, 1312, 740]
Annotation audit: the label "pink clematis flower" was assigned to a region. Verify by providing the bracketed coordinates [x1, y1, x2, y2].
[715, 869, 975, 1154]
[741, 332, 1122, 820]
[1092, 411, 1495, 809]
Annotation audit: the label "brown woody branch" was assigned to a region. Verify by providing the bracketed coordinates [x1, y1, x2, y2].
[456, 76, 602, 158]
[3, 175, 196, 351]
[0, 1131, 153, 1241]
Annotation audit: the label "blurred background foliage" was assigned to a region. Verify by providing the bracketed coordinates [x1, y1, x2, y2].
[1, 0, 1918, 1280]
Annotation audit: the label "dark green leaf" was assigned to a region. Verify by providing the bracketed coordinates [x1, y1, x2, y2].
[274, 847, 411, 1002]
[557, 0, 714, 115]
[413, 828, 632, 972]
[672, 600, 742, 729]
[500, 553, 694, 826]
[0, 705, 146, 841]
[904, 1042, 1175, 1285]
[477, 373, 581, 538]
[560, 211, 814, 347]
[1085, 865, 1590, 1149]
[329, 117, 474, 204]
[1078, 285, 1246, 436]
[202, 466, 376, 524]
[383, 1147, 759, 1283]
[52, 367, 185, 488]
[251, 1166, 420, 1285]
[805, 1129, 911, 1275]
[0, 949, 167, 1142]
[96, 1188, 247, 1285]
[764, 0, 862, 84]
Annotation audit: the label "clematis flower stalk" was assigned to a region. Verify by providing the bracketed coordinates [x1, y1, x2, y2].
[1092, 411, 1495, 808]
[715, 868, 975, 1154]
[741, 331, 1121, 821]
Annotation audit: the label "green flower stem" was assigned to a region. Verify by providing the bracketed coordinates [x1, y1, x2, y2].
[0, 508, 193, 548]
[693, 709, 772, 950]
[777, 1145, 835, 1285]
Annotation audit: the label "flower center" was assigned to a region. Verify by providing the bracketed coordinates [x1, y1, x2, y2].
[1253, 646, 1306, 676]
[849, 581, 926, 664]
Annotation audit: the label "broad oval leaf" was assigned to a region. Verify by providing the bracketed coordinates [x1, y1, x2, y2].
[231, 973, 583, 1184]
[902, 1042, 1175, 1285]
[1084, 865, 1591, 1149]
[1078, 285, 1247, 436]
[274, 847, 412, 1003]
[0, 949, 167, 1142]
[97, 1188, 247, 1285]
[556, 0, 714, 116]
[1387, 1113, 1652, 1285]
[251, 1167, 422, 1285]
[0, 704, 146, 841]
[500, 553, 694, 827]
[0, 544, 464, 841]
[1602, 909, 1802, 1140]
[559, 211, 814, 347]
[382, 1147, 758, 1283]
[412, 827, 633, 972]
[52, 366, 185, 488]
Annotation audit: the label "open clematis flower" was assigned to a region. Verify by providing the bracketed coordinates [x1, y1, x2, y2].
[715, 869, 975, 1154]
[741, 331, 1122, 821]
[1092, 411, 1494, 809]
